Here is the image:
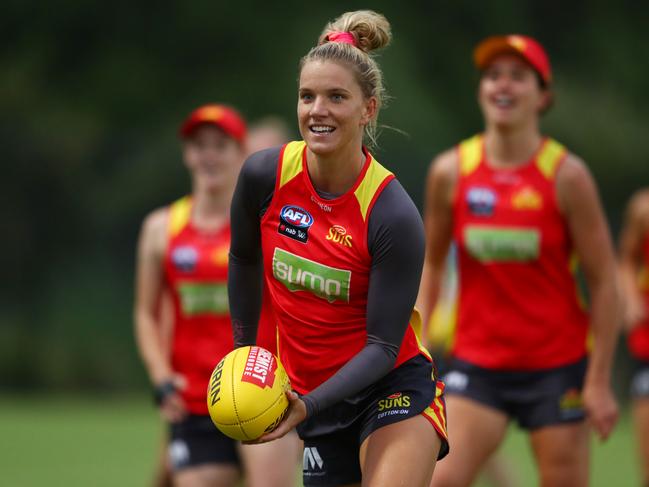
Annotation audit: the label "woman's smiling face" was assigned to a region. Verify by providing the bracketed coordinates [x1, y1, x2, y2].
[298, 59, 375, 157]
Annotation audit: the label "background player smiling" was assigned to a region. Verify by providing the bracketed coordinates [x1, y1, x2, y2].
[418, 35, 620, 487]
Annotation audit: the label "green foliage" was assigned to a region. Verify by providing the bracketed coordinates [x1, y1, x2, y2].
[1, 1, 648, 389]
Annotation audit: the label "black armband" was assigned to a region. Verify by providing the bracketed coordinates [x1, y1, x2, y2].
[153, 380, 177, 406]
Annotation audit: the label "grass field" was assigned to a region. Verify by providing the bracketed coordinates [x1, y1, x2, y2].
[0, 394, 641, 486]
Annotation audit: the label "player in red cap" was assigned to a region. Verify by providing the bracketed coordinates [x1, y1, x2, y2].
[134, 104, 299, 487]
[418, 35, 620, 486]
[619, 188, 649, 486]
[228, 10, 448, 487]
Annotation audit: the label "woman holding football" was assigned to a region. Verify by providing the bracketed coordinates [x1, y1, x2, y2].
[228, 10, 448, 487]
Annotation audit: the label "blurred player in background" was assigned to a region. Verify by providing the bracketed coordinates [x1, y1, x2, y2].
[426, 248, 519, 487]
[418, 35, 620, 487]
[134, 104, 298, 487]
[228, 10, 448, 486]
[246, 116, 292, 157]
[619, 188, 649, 486]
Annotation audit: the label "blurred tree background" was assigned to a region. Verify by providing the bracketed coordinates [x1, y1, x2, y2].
[1, 0, 648, 393]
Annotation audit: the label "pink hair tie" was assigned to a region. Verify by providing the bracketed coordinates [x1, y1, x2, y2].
[327, 31, 357, 46]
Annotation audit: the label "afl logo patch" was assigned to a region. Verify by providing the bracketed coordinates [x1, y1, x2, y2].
[467, 187, 496, 217]
[280, 206, 314, 228]
[172, 245, 198, 272]
[278, 205, 314, 243]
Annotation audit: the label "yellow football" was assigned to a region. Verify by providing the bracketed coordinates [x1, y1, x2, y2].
[207, 346, 290, 441]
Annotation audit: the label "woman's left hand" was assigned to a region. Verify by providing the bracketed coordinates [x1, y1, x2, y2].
[244, 390, 306, 444]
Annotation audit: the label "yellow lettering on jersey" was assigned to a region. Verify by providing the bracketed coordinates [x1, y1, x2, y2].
[511, 186, 543, 210]
[325, 225, 353, 248]
[212, 245, 229, 266]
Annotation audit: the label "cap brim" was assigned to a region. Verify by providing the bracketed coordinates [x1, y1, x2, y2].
[474, 37, 523, 70]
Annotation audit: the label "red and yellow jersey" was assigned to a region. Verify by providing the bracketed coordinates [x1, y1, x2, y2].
[164, 196, 233, 414]
[451, 134, 589, 370]
[261, 141, 426, 394]
[628, 234, 649, 360]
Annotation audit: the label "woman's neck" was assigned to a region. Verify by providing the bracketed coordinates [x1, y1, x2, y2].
[190, 186, 231, 230]
[484, 123, 543, 168]
[306, 141, 366, 195]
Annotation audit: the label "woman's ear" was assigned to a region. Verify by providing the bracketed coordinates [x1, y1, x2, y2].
[361, 97, 378, 126]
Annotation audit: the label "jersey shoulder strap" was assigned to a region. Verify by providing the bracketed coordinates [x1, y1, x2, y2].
[278, 141, 306, 190]
[353, 156, 394, 222]
[536, 138, 567, 180]
[168, 196, 192, 238]
[457, 134, 483, 176]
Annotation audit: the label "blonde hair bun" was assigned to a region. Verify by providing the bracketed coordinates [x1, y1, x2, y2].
[319, 10, 391, 54]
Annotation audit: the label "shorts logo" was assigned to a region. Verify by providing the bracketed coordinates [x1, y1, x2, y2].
[279, 205, 314, 243]
[241, 347, 277, 389]
[559, 388, 584, 420]
[168, 439, 190, 469]
[272, 248, 351, 303]
[511, 186, 543, 210]
[632, 370, 649, 397]
[303, 446, 325, 472]
[467, 187, 497, 216]
[443, 371, 468, 392]
[377, 392, 411, 412]
[325, 225, 353, 248]
[172, 245, 198, 272]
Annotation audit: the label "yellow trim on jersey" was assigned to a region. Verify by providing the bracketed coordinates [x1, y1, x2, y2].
[279, 141, 306, 189]
[354, 157, 394, 222]
[429, 299, 458, 352]
[568, 251, 593, 351]
[168, 196, 192, 238]
[423, 405, 446, 437]
[458, 135, 483, 176]
[410, 308, 433, 360]
[434, 397, 448, 432]
[536, 138, 566, 180]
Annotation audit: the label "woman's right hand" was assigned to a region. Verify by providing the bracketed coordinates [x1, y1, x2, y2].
[245, 390, 306, 444]
[156, 374, 188, 423]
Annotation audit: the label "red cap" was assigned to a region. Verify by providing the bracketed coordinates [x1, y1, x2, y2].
[474, 35, 552, 85]
[179, 104, 247, 142]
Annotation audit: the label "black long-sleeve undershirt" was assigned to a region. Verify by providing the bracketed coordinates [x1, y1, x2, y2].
[228, 146, 425, 418]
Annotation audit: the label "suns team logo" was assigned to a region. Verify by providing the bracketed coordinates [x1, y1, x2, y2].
[377, 392, 412, 419]
[325, 225, 353, 248]
[559, 388, 584, 420]
[211, 245, 229, 266]
[278, 205, 314, 243]
[511, 186, 543, 210]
